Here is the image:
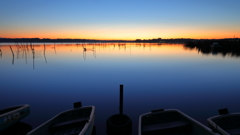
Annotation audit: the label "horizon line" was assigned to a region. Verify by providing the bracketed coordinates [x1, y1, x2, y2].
[0, 37, 239, 40]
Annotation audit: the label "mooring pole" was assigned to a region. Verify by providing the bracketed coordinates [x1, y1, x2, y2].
[107, 84, 132, 135]
[120, 84, 123, 115]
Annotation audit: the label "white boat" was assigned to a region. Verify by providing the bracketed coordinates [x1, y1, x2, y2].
[210, 43, 222, 47]
[0, 104, 30, 132]
[207, 108, 240, 135]
[27, 102, 95, 135]
[139, 109, 218, 135]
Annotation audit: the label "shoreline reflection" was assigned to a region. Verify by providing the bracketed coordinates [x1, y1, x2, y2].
[184, 41, 240, 57]
[0, 42, 239, 70]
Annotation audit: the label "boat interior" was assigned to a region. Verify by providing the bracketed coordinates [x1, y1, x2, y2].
[211, 114, 240, 135]
[49, 107, 92, 135]
[141, 111, 193, 135]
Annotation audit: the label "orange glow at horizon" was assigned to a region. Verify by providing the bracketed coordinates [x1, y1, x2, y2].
[1, 27, 240, 40]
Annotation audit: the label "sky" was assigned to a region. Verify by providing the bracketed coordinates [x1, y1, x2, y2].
[0, 0, 240, 40]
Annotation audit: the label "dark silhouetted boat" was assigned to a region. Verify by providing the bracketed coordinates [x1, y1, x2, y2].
[0, 104, 30, 133]
[27, 102, 95, 135]
[139, 109, 217, 135]
[207, 108, 240, 135]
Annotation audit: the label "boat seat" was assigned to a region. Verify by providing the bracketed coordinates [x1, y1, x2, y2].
[49, 117, 89, 134]
[52, 125, 82, 135]
[51, 117, 89, 128]
[142, 120, 192, 134]
[225, 128, 240, 135]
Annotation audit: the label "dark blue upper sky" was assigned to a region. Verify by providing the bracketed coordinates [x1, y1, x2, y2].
[0, 0, 239, 39]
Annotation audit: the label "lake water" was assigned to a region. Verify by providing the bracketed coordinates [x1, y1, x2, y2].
[0, 42, 240, 135]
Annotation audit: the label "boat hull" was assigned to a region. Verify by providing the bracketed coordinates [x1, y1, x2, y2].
[0, 104, 30, 132]
[139, 109, 217, 135]
[27, 106, 95, 135]
[207, 113, 240, 135]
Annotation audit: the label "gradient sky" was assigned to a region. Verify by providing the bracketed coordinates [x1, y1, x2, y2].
[0, 0, 240, 40]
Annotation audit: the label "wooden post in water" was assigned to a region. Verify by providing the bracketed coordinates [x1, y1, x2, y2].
[44, 44, 47, 63]
[31, 45, 35, 69]
[120, 84, 123, 115]
[9, 46, 14, 57]
[9, 46, 14, 65]
[107, 84, 132, 135]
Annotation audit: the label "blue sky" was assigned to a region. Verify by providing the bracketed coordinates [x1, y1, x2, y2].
[0, 0, 240, 39]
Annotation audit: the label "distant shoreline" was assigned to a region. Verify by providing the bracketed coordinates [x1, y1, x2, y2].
[0, 38, 239, 43]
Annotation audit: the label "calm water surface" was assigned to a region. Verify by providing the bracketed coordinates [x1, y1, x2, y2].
[0, 43, 240, 135]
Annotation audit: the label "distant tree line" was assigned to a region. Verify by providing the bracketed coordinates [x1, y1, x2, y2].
[135, 38, 197, 43]
[185, 38, 240, 57]
[0, 37, 239, 44]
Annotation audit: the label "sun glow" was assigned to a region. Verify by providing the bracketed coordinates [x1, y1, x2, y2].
[1, 28, 239, 40]
[1, 25, 239, 40]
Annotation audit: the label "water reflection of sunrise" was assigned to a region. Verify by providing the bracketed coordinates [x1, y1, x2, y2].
[1, 43, 240, 135]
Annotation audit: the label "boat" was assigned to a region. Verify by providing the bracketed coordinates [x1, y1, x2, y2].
[210, 43, 222, 47]
[27, 102, 95, 135]
[139, 109, 217, 135]
[207, 108, 240, 135]
[0, 104, 30, 133]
